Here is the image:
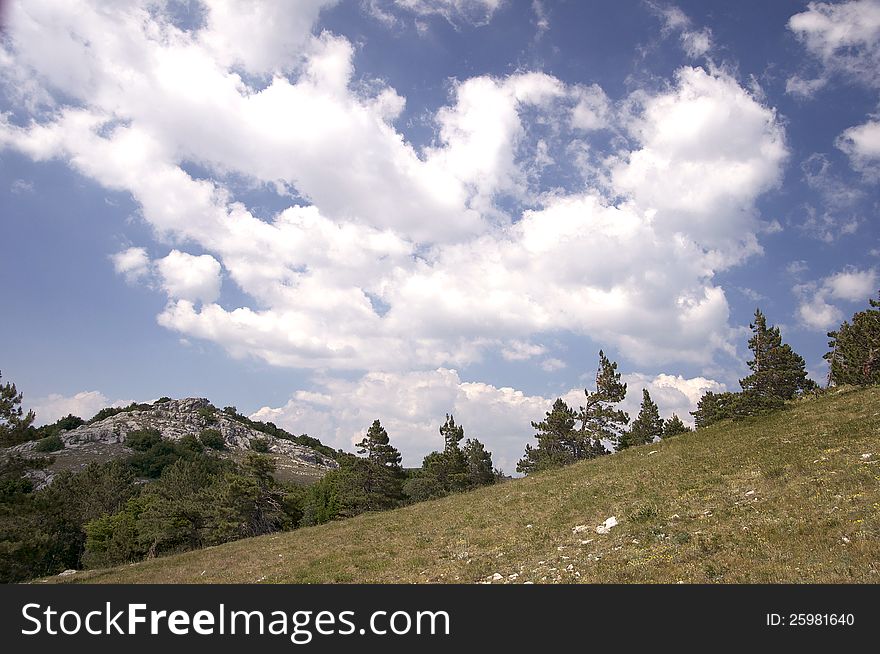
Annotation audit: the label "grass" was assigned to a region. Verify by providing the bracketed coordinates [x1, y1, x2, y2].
[45, 386, 880, 584]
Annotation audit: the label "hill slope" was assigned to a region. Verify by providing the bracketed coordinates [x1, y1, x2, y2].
[7, 398, 337, 487]
[50, 386, 880, 584]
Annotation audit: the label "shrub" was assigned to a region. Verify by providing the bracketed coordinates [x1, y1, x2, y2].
[154, 397, 173, 404]
[34, 434, 64, 452]
[199, 428, 226, 450]
[250, 437, 270, 453]
[124, 428, 163, 452]
[197, 406, 217, 425]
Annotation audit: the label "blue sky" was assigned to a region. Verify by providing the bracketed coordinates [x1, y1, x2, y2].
[1, 0, 878, 472]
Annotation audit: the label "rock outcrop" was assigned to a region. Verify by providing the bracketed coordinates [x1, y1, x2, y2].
[9, 398, 338, 487]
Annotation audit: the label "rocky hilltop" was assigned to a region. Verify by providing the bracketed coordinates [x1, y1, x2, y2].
[10, 397, 338, 487]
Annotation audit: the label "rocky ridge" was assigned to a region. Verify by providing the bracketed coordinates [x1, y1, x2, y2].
[9, 397, 338, 487]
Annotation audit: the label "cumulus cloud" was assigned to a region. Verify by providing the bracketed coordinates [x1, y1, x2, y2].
[155, 250, 223, 304]
[111, 247, 151, 284]
[0, 2, 787, 383]
[795, 267, 877, 330]
[251, 368, 721, 473]
[27, 390, 121, 426]
[787, 0, 880, 94]
[837, 118, 880, 177]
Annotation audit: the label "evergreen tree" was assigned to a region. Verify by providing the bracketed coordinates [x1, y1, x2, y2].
[662, 414, 691, 438]
[517, 398, 579, 473]
[578, 350, 629, 454]
[690, 391, 741, 428]
[0, 371, 35, 447]
[440, 414, 465, 452]
[621, 389, 663, 449]
[462, 438, 497, 487]
[739, 309, 814, 406]
[825, 292, 880, 386]
[356, 419, 403, 470]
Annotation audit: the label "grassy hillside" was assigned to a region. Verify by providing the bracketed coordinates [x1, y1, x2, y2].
[48, 386, 880, 584]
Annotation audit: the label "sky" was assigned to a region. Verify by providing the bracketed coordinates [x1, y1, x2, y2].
[0, 0, 878, 473]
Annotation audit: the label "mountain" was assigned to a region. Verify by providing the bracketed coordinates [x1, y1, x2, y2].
[48, 385, 880, 584]
[7, 397, 337, 488]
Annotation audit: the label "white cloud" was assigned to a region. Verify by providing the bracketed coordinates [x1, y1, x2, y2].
[156, 250, 222, 304]
[111, 246, 151, 284]
[501, 340, 546, 361]
[837, 118, 880, 177]
[826, 268, 878, 301]
[389, 0, 502, 25]
[251, 368, 721, 473]
[795, 267, 877, 331]
[611, 66, 787, 259]
[540, 358, 566, 372]
[787, 0, 880, 93]
[0, 4, 788, 380]
[797, 294, 843, 331]
[649, 3, 713, 58]
[28, 391, 117, 426]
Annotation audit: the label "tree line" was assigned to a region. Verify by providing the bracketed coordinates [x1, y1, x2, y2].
[1, 290, 878, 581]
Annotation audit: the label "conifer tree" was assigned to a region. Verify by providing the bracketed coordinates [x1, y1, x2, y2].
[825, 292, 880, 386]
[0, 371, 35, 447]
[517, 398, 579, 473]
[462, 438, 497, 487]
[440, 414, 465, 453]
[621, 389, 662, 449]
[739, 309, 814, 407]
[356, 419, 402, 470]
[577, 350, 629, 454]
[662, 414, 691, 438]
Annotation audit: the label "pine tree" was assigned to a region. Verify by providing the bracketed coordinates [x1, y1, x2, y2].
[739, 309, 814, 407]
[517, 398, 579, 474]
[578, 350, 629, 454]
[662, 414, 691, 438]
[690, 391, 741, 428]
[825, 292, 880, 386]
[440, 414, 465, 453]
[462, 438, 497, 487]
[356, 419, 402, 470]
[0, 371, 35, 447]
[621, 389, 662, 449]
[421, 415, 470, 493]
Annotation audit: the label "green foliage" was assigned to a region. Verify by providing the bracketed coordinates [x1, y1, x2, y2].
[154, 397, 173, 404]
[124, 428, 163, 452]
[199, 428, 226, 450]
[87, 402, 152, 424]
[197, 406, 218, 425]
[739, 309, 814, 406]
[0, 461, 138, 582]
[356, 419, 403, 470]
[0, 371, 36, 447]
[692, 310, 815, 429]
[662, 414, 691, 438]
[517, 398, 580, 473]
[34, 434, 64, 452]
[462, 438, 497, 487]
[250, 437, 271, 453]
[578, 350, 629, 453]
[402, 474, 445, 503]
[825, 293, 880, 386]
[621, 389, 663, 449]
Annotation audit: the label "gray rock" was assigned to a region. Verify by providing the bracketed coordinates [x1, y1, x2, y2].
[7, 398, 337, 488]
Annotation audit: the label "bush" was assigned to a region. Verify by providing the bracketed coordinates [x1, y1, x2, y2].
[124, 428, 163, 452]
[154, 397, 172, 404]
[34, 434, 64, 452]
[250, 437, 270, 453]
[199, 428, 226, 450]
[178, 434, 204, 454]
[197, 406, 218, 425]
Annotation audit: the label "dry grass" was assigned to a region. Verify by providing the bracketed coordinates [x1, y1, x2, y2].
[44, 386, 880, 584]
